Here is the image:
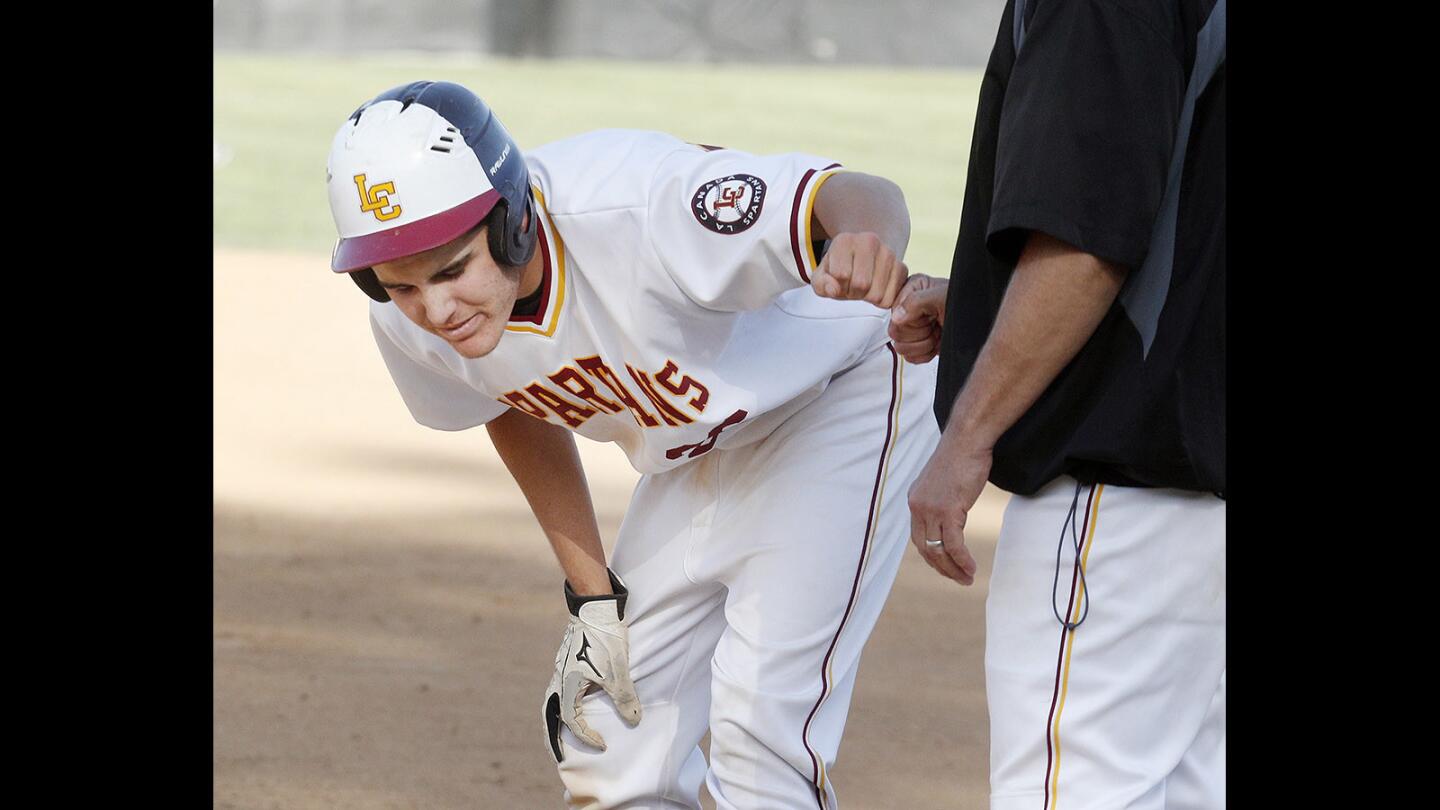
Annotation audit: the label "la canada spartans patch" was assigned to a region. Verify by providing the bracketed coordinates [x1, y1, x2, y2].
[691, 174, 766, 235]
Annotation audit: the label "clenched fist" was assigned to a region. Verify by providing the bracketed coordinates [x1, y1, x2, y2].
[887, 274, 949, 364]
[810, 232, 908, 309]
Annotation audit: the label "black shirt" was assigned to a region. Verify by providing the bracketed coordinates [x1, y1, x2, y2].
[934, 0, 1226, 496]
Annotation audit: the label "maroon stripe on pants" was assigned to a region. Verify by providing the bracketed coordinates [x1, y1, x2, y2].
[803, 343, 900, 809]
[1042, 483, 1096, 809]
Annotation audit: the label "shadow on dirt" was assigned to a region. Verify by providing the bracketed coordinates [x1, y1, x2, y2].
[214, 488, 995, 808]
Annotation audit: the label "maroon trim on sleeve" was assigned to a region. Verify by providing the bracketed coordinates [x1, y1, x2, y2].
[788, 164, 842, 284]
[790, 169, 819, 284]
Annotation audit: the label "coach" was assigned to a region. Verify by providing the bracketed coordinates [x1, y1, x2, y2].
[888, 0, 1226, 806]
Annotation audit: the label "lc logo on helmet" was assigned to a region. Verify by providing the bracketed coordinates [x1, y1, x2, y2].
[353, 174, 402, 222]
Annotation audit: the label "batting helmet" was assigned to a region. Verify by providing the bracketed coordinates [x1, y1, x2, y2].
[326, 80, 537, 302]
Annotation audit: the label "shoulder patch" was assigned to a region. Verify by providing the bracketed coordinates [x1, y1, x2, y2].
[691, 174, 766, 235]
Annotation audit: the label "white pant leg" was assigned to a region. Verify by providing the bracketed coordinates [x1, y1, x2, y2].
[1163, 670, 1225, 810]
[697, 348, 940, 809]
[987, 479, 1226, 810]
[556, 458, 731, 810]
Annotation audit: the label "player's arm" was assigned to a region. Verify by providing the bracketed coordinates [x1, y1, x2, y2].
[487, 407, 644, 759]
[485, 407, 612, 596]
[808, 171, 911, 308]
[907, 231, 1127, 584]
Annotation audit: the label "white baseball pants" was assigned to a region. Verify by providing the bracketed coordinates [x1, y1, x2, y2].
[986, 477, 1226, 810]
[554, 345, 940, 809]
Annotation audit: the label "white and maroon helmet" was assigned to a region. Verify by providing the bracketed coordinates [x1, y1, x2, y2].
[326, 81, 536, 302]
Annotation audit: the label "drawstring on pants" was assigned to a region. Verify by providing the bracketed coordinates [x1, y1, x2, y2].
[1051, 478, 1092, 631]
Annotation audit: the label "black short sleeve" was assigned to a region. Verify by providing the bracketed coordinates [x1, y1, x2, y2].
[988, 0, 1186, 270]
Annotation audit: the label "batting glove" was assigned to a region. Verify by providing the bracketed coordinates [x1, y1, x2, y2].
[542, 568, 642, 763]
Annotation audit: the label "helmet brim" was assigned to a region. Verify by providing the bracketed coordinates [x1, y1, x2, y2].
[330, 189, 501, 273]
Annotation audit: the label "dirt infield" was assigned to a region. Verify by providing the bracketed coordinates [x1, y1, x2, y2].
[213, 249, 1007, 809]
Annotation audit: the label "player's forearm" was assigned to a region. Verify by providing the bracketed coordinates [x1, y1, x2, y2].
[485, 408, 613, 596]
[811, 172, 911, 259]
[941, 232, 1127, 455]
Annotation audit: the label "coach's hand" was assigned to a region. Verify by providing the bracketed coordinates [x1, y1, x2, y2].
[542, 569, 642, 763]
[908, 436, 987, 586]
[889, 274, 948, 364]
[810, 232, 908, 309]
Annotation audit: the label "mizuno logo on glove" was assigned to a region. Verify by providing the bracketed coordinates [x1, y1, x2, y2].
[575, 634, 603, 678]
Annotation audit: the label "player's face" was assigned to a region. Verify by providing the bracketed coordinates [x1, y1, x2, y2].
[372, 224, 522, 359]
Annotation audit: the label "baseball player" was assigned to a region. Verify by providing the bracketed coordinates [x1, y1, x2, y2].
[325, 80, 940, 809]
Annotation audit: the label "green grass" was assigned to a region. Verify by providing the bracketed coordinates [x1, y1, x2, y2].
[214, 54, 982, 277]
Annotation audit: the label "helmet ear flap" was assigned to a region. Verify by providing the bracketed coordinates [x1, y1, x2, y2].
[349, 267, 391, 302]
[485, 204, 508, 266]
[486, 190, 538, 268]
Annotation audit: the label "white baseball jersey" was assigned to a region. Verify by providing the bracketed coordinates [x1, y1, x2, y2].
[368, 129, 890, 473]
